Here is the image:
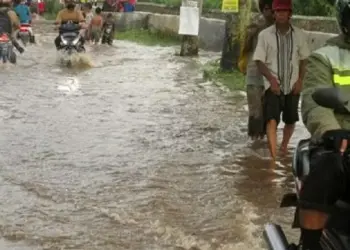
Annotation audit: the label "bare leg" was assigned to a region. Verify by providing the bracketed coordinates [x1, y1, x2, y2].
[280, 123, 295, 155]
[299, 209, 327, 249]
[266, 119, 277, 160]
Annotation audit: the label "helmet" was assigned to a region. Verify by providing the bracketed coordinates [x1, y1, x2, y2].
[335, 0, 350, 36]
[272, 0, 292, 11]
[258, 0, 273, 13]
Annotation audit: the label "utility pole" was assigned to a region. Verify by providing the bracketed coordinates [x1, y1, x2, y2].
[179, 0, 203, 56]
[220, 0, 247, 71]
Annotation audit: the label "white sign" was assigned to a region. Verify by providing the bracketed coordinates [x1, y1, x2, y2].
[178, 6, 200, 36]
[187, 1, 197, 7]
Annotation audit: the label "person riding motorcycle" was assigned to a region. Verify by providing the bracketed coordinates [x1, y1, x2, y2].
[14, 0, 35, 43]
[0, 0, 24, 56]
[54, 0, 85, 50]
[300, 0, 350, 249]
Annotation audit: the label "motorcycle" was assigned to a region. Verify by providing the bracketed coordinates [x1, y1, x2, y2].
[101, 24, 113, 45]
[263, 87, 350, 250]
[0, 33, 16, 64]
[17, 23, 32, 46]
[57, 22, 85, 66]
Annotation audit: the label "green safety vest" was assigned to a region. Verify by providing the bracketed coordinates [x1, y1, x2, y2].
[314, 45, 350, 86]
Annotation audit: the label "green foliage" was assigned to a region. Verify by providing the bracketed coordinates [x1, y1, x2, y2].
[293, 0, 334, 16]
[140, 0, 221, 9]
[44, 0, 63, 16]
[143, 0, 335, 16]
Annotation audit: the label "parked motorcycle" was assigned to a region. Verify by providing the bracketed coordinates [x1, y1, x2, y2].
[263, 87, 350, 250]
[0, 33, 16, 64]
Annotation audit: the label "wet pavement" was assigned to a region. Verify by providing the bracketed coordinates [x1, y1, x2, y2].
[0, 21, 310, 249]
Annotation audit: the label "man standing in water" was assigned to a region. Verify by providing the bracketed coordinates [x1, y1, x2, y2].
[253, 0, 309, 160]
[243, 0, 274, 140]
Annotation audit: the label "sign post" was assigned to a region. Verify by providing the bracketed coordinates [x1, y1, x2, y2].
[221, 0, 239, 13]
[178, 0, 203, 56]
[220, 0, 240, 71]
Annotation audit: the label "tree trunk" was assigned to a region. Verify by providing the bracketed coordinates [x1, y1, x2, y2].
[220, 0, 247, 71]
[220, 14, 235, 71]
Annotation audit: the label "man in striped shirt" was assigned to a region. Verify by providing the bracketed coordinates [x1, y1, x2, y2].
[253, 0, 310, 160]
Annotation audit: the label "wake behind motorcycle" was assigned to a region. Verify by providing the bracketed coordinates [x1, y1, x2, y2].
[0, 33, 16, 64]
[264, 87, 350, 250]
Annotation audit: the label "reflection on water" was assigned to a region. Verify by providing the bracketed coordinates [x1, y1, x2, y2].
[0, 21, 310, 249]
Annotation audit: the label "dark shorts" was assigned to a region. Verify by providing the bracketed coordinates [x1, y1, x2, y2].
[263, 88, 300, 125]
[299, 149, 350, 213]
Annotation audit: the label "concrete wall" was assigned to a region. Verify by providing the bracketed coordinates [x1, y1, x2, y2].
[110, 11, 337, 52]
[134, 2, 339, 34]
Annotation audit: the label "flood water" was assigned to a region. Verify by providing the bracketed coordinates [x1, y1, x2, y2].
[0, 21, 310, 249]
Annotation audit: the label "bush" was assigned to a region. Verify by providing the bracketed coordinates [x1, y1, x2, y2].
[143, 0, 335, 16]
[44, 0, 63, 16]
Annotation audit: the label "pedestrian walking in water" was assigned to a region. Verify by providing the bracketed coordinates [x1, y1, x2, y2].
[253, 0, 310, 160]
[241, 0, 274, 141]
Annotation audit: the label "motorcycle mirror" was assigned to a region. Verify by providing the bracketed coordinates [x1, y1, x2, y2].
[311, 87, 349, 111]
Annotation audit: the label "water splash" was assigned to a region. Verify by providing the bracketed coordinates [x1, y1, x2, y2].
[57, 51, 95, 68]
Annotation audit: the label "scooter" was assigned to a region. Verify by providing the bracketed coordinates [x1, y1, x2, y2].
[57, 22, 85, 67]
[18, 23, 34, 46]
[263, 87, 350, 250]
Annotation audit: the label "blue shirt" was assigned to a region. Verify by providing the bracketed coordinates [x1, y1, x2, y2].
[14, 4, 31, 24]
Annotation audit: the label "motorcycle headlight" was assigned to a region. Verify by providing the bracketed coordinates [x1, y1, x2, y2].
[72, 36, 80, 45]
[60, 35, 68, 45]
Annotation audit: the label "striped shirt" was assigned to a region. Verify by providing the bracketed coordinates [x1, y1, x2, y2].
[253, 25, 310, 94]
[276, 28, 293, 93]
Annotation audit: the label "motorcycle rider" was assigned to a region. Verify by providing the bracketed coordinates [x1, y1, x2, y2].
[14, 0, 35, 43]
[0, 0, 24, 55]
[54, 0, 85, 50]
[300, 0, 350, 249]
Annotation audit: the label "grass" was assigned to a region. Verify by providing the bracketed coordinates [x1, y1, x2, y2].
[115, 29, 181, 46]
[203, 60, 245, 91]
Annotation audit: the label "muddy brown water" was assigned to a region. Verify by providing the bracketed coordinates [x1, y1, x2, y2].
[0, 21, 310, 249]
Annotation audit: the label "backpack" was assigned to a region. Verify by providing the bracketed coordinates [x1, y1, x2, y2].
[0, 8, 12, 36]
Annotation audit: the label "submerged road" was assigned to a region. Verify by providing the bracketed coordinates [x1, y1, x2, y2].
[0, 21, 309, 249]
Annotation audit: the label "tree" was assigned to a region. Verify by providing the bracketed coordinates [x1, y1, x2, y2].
[293, 0, 334, 16]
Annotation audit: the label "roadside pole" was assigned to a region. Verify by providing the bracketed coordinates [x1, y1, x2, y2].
[219, 0, 240, 71]
[178, 0, 203, 56]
